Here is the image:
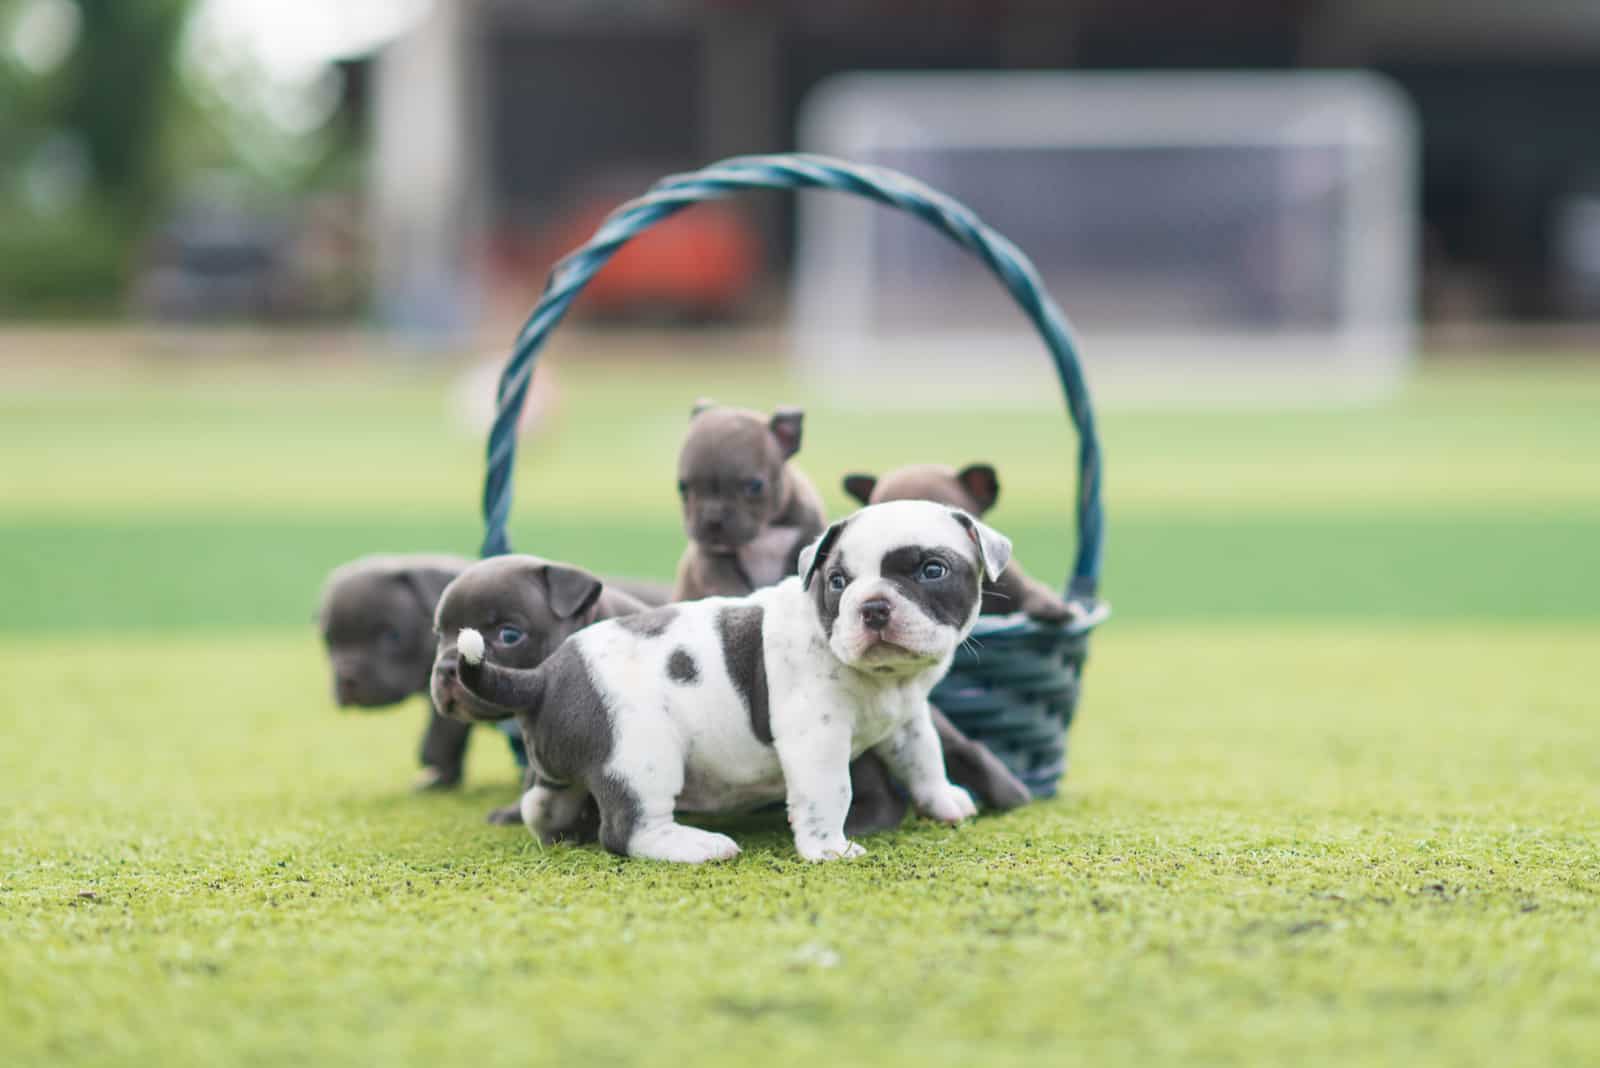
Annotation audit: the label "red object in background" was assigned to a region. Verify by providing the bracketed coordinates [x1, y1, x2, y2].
[539, 198, 762, 321]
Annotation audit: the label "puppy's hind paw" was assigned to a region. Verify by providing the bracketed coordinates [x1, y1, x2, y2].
[629, 825, 742, 864]
[485, 803, 523, 826]
[1021, 591, 1076, 623]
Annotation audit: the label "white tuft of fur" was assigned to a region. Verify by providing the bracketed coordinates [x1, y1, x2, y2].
[457, 628, 485, 665]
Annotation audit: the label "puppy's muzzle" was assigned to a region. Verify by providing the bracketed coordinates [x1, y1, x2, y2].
[431, 655, 468, 720]
[334, 673, 360, 706]
[693, 515, 738, 552]
[431, 648, 524, 722]
[860, 597, 892, 632]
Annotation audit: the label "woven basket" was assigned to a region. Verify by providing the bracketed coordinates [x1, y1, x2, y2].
[477, 153, 1107, 800]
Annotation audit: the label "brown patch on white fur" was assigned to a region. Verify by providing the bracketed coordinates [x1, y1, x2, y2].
[841, 463, 1076, 622]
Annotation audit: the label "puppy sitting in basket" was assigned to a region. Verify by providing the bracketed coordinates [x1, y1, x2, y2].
[844, 463, 1077, 622]
[431, 500, 1010, 863]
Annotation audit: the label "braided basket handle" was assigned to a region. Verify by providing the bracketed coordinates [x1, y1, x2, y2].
[480, 153, 1104, 599]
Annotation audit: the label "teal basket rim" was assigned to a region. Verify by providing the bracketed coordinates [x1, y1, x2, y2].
[968, 600, 1112, 641]
[478, 152, 1106, 607]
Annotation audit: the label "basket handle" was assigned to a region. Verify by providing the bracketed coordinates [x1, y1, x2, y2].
[480, 153, 1104, 599]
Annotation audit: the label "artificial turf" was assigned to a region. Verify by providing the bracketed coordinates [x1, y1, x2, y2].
[2, 343, 1597, 1066]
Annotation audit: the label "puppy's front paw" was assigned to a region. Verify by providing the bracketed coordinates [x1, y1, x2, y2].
[796, 838, 866, 863]
[412, 766, 460, 792]
[918, 784, 977, 824]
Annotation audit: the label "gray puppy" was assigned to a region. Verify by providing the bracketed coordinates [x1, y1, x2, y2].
[319, 554, 476, 789]
[426, 555, 649, 830]
[319, 554, 664, 811]
[672, 400, 827, 600]
[844, 463, 1077, 622]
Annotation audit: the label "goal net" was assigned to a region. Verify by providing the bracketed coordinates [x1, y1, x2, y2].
[791, 72, 1418, 406]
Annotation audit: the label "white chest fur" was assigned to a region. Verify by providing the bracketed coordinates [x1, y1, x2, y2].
[577, 580, 939, 814]
[735, 526, 807, 591]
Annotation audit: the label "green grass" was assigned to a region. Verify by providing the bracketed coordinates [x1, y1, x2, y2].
[2, 343, 1599, 1066]
[5, 509, 1599, 631]
[4, 627, 1597, 1067]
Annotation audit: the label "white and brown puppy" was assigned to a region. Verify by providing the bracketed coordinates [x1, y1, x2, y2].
[432, 500, 1010, 864]
[672, 400, 827, 601]
[844, 463, 1077, 623]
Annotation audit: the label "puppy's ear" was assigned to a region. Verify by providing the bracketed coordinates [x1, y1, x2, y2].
[769, 407, 803, 460]
[541, 564, 604, 620]
[396, 567, 462, 623]
[842, 473, 877, 506]
[956, 464, 1000, 514]
[690, 397, 716, 420]
[950, 510, 1012, 583]
[798, 519, 847, 591]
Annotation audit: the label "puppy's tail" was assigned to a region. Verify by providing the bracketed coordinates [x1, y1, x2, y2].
[455, 628, 545, 719]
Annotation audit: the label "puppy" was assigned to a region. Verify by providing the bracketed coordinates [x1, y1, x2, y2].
[432, 500, 1009, 864]
[433, 554, 651, 824]
[672, 400, 827, 601]
[844, 463, 1076, 622]
[319, 554, 477, 789]
[320, 554, 661, 812]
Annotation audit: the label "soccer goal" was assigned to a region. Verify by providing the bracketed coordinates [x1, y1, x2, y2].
[792, 72, 1419, 406]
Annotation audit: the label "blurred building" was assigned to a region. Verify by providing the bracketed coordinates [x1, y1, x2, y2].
[369, 0, 1600, 330]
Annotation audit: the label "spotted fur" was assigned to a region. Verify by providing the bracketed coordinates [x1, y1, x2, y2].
[447, 501, 1006, 863]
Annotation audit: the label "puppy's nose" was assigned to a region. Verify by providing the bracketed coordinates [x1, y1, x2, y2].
[434, 657, 458, 682]
[860, 598, 892, 631]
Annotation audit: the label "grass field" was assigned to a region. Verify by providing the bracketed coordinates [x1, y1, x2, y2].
[3, 338, 1598, 1067]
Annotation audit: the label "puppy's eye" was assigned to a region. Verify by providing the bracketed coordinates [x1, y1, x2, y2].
[742, 478, 765, 497]
[827, 573, 847, 593]
[378, 625, 402, 646]
[676, 480, 689, 497]
[497, 625, 525, 646]
[918, 560, 948, 582]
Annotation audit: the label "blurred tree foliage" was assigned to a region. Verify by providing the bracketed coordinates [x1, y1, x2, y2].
[1, 0, 191, 315]
[1, 0, 363, 318]
[60, 0, 190, 221]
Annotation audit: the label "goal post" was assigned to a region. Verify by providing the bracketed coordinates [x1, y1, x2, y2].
[791, 72, 1420, 407]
